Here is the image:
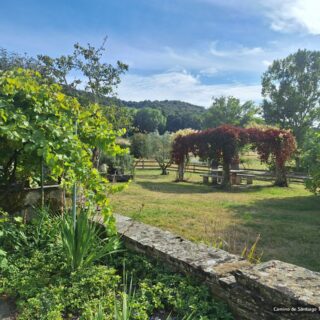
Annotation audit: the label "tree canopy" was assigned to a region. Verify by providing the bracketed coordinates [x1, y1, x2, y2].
[203, 96, 260, 129]
[262, 49, 320, 148]
[133, 108, 166, 133]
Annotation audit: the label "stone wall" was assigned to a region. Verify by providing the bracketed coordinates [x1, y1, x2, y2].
[115, 214, 320, 320]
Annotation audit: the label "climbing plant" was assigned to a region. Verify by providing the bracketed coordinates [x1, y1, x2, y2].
[0, 68, 124, 224]
[247, 127, 297, 187]
[171, 125, 296, 188]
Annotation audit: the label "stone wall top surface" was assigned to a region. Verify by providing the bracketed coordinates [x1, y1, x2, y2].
[235, 260, 320, 307]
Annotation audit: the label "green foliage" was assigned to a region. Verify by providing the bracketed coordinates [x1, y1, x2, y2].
[97, 99, 204, 132]
[102, 104, 134, 132]
[38, 38, 128, 99]
[130, 133, 149, 159]
[203, 96, 260, 129]
[114, 271, 135, 320]
[111, 252, 234, 320]
[303, 130, 320, 194]
[100, 152, 134, 175]
[130, 132, 173, 174]
[60, 210, 120, 271]
[0, 68, 123, 220]
[146, 132, 173, 175]
[0, 48, 42, 73]
[0, 209, 233, 320]
[262, 49, 320, 148]
[133, 108, 166, 133]
[241, 234, 263, 264]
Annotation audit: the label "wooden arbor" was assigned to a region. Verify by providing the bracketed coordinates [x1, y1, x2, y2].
[172, 125, 296, 188]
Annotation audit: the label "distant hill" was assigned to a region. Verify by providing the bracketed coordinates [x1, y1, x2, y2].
[106, 98, 205, 132]
[70, 89, 205, 131]
[115, 99, 206, 116]
[73, 89, 205, 116]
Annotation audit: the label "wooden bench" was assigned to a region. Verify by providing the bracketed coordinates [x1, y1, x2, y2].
[237, 174, 255, 185]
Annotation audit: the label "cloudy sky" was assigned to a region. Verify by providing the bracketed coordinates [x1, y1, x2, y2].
[1, 0, 320, 106]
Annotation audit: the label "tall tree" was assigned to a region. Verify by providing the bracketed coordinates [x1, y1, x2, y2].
[203, 96, 259, 129]
[38, 38, 128, 167]
[261, 49, 320, 149]
[38, 37, 128, 98]
[133, 108, 166, 133]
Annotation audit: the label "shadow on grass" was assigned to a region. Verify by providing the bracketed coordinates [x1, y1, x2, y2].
[136, 180, 214, 194]
[230, 195, 320, 215]
[136, 179, 285, 194]
[222, 195, 320, 271]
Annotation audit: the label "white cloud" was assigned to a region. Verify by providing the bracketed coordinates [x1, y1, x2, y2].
[196, 0, 320, 35]
[117, 71, 262, 107]
[210, 41, 264, 57]
[262, 60, 272, 67]
[261, 0, 320, 35]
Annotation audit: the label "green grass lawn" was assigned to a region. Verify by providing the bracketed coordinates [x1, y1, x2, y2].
[110, 169, 320, 272]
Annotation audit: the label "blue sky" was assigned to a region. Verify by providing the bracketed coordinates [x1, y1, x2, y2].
[1, 0, 320, 106]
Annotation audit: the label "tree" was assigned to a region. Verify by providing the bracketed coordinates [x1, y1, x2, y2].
[38, 37, 128, 100]
[130, 133, 149, 159]
[147, 132, 173, 175]
[38, 38, 128, 168]
[203, 96, 259, 129]
[0, 48, 42, 72]
[247, 127, 296, 187]
[262, 49, 320, 150]
[166, 114, 202, 132]
[302, 129, 320, 194]
[101, 104, 134, 132]
[133, 108, 166, 133]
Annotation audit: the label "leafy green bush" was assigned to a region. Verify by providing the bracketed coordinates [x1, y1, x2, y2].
[109, 252, 234, 320]
[0, 209, 233, 319]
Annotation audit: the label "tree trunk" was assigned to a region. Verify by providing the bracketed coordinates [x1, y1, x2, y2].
[161, 167, 168, 175]
[222, 162, 231, 189]
[177, 156, 185, 181]
[274, 163, 288, 187]
[92, 147, 100, 169]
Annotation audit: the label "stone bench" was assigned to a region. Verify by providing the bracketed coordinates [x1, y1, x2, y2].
[200, 174, 223, 184]
[236, 173, 255, 184]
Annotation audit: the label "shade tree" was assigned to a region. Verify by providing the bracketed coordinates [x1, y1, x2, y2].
[262, 49, 320, 152]
[133, 108, 166, 133]
[203, 96, 260, 129]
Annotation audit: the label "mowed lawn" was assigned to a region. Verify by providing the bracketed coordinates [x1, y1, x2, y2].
[110, 170, 320, 272]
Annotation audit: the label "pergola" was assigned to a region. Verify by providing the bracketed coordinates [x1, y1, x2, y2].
[172, 125, 296, 188]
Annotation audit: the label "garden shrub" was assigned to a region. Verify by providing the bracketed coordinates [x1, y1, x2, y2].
[0, 209, 233, 319]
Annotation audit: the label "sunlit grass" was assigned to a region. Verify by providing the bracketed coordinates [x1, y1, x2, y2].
[110, 170, 320, 272]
